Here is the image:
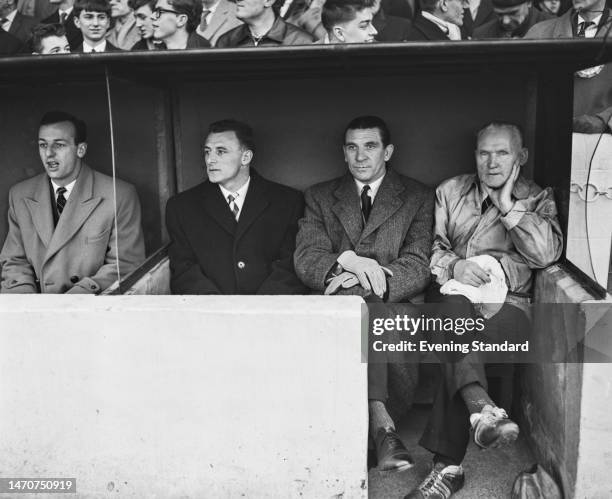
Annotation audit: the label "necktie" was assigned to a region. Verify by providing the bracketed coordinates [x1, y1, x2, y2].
[361, 185, 372, 222]
[59, 11, 67, 24]
[576, 20, 595, 37]
[56, 187, 67, 215]
[199, 10, 210, 31]
[227, 194, 239, 220]
[481, 196, 493, 214]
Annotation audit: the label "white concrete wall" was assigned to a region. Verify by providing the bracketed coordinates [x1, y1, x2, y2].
[0, 296, 367, 498]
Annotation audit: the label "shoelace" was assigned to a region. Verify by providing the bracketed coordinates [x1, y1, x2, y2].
[418, 468, 452, 498]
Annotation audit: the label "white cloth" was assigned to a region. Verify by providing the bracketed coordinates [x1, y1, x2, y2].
[421, 11, 462, 40]
[439, 254, 508, 319]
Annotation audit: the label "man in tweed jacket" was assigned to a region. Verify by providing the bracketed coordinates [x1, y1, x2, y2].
[294, 115, 434, 474]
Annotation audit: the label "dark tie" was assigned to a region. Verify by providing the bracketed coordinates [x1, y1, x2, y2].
[361, 185, 372, 222]
[481, 196, 493, 215]
[200, 9, 211, 31]
[56, 187, 67, 215]
[227, 194, 239, 220]
[577, 20, 595, 37]
[59, 11, 68, 24]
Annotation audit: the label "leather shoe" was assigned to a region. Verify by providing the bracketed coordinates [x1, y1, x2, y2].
[374, 428, 414, 473]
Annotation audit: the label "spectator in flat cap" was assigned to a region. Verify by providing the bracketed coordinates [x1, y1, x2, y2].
[472, 0, 553, 37]
[30, 22, 71, 53]
[405, 0, 467, 40]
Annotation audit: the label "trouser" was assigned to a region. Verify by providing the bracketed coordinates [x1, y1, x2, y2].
[419, 285, 530, 464]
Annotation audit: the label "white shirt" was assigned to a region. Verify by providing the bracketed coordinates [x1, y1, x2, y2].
[219, 176, 251, 221]
[83, 40, 107, 52]
[1, 9, 17, 32]
[577, 13, 601, 38]
[51, 179, 77, 201]
[422, 11, 462, 40]
[354, 173, 385, 207]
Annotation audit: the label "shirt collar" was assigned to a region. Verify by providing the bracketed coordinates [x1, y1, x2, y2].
[236, 16, 286, 45]
[83, 40, 107, 52]
[51, 178, 77, 198]
[3, 9, 17, 23]
[354, 172, 386, 201]
[219, 176, 251, 204]
[59, 6, 73, 16]
[461, 173, 531, 200]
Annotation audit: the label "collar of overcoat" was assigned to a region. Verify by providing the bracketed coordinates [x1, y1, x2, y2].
[332, 168, 405, 248]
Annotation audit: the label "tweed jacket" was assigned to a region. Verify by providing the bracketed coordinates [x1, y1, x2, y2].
[166, 170, 307, 295]
[0, 164, 145, 294]
[294, 168, 434, 303]
[197, 0, 243, 46]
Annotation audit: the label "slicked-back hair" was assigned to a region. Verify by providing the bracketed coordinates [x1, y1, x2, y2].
[207, 119, 256, 153]
[322, 0, 375, 31]
[39, 111, 88, 144]
[128, 0, 156, 10]
[167, 0, 203, 33]
[476, 121, 524, 149]
[74, 0, 112, 16]
[419, 0, 440, 13]
[30, 23, 67, 53]
[344, 115, 391, 147]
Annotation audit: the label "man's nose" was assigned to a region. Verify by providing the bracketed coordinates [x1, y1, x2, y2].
[356, 148, 367, 160]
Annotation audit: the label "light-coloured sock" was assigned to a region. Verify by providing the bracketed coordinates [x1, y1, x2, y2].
[369, 400, 395, 436]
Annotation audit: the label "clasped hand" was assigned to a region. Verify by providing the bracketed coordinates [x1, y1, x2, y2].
[336, 251, 393, 297]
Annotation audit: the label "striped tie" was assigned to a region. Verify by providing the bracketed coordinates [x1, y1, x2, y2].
[56, 187, 67, 215]
[227, 194, 239, 220]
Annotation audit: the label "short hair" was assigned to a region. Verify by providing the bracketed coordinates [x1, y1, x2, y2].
[128, 0, 156, 10]
[322, 0, 375, 31]
[167, 0, 202, 33]
[344, 115, 391, 147]
[476, 121, 524, 149]
[74, 0, 112, 17]
[30, 23, 67, 53]
[419, 0, 440, 13]
[207, 119, 256, 153]
[39, 111, 88, 144]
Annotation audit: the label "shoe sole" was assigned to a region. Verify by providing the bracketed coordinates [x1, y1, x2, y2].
[476, 423, 519, 449]
[378, 461, 415, 474]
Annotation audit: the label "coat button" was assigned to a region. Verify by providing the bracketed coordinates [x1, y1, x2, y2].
[70, 275, 80, 283]
[237, 261, 246, 269]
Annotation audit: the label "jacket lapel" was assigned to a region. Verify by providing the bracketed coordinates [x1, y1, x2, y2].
[202, 180, 237, 236]
[554, 10, 574, 37]
[360, 169, 404, 241]
[235, 171, 269, 243]
[24, 174, 54, 249]
[206, 0, 229, 37]
[45, 164, 102, 262]
[332, 174, 363, 248]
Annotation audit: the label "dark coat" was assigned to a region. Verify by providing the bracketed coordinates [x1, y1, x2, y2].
[461, 0, 495, 38]
[216, 16, 314, 47]
[42, 9, 83, 50]
[0, 29, 23, 55]
[294, 168, 434, 302]
[74, 40, 122, 52]
[373, 9, 412, 41]
[472, 7, 553, 38]
[8, 11, 38, 43]
[405, 14, 449, 40]
[166, 170, 307, 295]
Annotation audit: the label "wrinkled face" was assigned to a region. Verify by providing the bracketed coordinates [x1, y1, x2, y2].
[475, 127, 525, 189]
[74, 10, 111, 43]
[494, 2, 530, 32]
[572, 0, 604, 12]
[135, 4, 154, 38]
[334, 8, 378, 43]
[38, 121, 86, 186]
[204, 131, 251, 188]
[441, 0, 466, 26]
[540, 0, 560, 13]
[110, 0, 131, 17]
[235, 0, 269, 22]
[344, 128, 393, 184]
[152, 0, 184, 40]
[38, 35, 71, 54]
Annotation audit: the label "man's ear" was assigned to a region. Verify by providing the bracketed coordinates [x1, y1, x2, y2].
[241, 149, 253, 166]
[518, 147, 528, 166]
[176, 13, 188, 28]
[74, 16, 81, 29]
[439, 0, 448, 12]
[77, 142, 87, 158]
[333, 26, 345, 42]
[383, 144, 394, 162]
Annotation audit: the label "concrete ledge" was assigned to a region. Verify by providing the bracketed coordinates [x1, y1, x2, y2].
[0, 296, 367, 498]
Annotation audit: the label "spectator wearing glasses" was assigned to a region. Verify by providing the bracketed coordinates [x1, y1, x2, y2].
[73, 0, 122, 51]
[30, 22, 71, 53]
[151, 0, 211, 48]
[107, 0, 141, 49]
[405, 0, 468, 39]
[215, 0, 314, 46]
[129, 0, 161, 48]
